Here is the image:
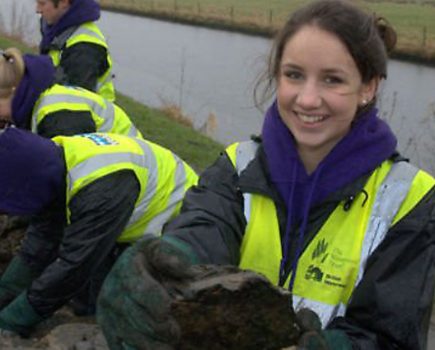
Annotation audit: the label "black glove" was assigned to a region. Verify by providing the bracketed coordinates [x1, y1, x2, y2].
[96, 235, 198, 350]
[296, 308, 352, 350]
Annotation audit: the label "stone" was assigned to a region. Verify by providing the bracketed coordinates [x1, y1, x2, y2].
[168, 265, 301, 350]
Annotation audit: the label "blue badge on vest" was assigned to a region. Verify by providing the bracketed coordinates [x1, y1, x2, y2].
[80, 133, 118, 146]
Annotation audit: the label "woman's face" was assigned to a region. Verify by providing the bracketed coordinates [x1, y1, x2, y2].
[276, 25, 376, 156]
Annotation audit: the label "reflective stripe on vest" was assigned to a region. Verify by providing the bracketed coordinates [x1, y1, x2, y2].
[231, 141, 259, 222]
[226, 141, 434, 327]
[32, 85, 140, 138]
[49, 22, 115, 101]
[54, 133, 198, 242]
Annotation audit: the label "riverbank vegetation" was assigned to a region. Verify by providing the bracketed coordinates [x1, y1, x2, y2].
[100, 0, 435, 65]
[0, 34, 224, 172]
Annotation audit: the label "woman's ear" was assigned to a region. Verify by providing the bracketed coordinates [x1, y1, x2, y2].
[359, 77, 379, 106]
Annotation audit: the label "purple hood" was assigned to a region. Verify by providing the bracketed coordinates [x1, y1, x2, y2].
[11, 54, 56, 129]
[262, 100, 397, 289]
[0, 128, 64, 215]
[40, 0, 100, 53]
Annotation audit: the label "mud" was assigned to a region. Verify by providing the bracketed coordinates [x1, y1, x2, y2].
[170, 265, 300, 349]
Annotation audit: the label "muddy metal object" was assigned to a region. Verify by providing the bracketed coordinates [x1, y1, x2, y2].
[169, 265, 301, 350]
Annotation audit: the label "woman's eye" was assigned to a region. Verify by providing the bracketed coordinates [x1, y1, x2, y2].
[284, 70, 303, 80]
[324, 76, 344, 84]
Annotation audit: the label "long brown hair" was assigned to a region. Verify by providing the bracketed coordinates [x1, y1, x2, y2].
[254, 0, 397, 109]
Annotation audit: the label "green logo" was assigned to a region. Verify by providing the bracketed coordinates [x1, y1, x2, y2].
[312, 238, 329, 263]
[305, 264, 324, 282]
[304, 239, 330, 283]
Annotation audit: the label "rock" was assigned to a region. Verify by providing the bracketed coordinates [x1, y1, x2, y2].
[42, 323, 108, 350]
[168, 265, 301, 350]
[0, 306, 109, 349]
[0, 320, 108, 350]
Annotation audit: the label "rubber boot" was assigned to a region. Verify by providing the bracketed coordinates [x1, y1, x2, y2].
[0, 255, 38, 308]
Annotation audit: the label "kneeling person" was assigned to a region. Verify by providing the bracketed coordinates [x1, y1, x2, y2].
[0, 128, 198, 336]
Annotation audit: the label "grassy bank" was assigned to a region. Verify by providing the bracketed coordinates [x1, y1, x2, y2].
[0, 33, 37, 53]
[100, 0, 435, 65]
[115, 93, 224, 172]
[0, 35, 224, 173]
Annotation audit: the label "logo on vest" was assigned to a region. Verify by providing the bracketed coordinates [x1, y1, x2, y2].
[305, 265, 324, 282]
[304, 239, 328, 282]
[304, 239, 346, 289]
[80, 133, 118, 146]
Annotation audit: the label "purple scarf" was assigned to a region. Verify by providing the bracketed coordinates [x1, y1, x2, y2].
[11, 54, 56, 129]
[262, 100, 397, 289]
[0, 128, 64, 215]
[39, 0, 100, 53]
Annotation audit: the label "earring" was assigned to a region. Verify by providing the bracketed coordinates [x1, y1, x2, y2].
[362, 99, 368, 105]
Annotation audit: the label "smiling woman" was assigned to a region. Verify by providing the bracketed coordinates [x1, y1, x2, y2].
[96, 1, 435, 350]
[276, 25, 378, 173]
[256, 0, 397, 173]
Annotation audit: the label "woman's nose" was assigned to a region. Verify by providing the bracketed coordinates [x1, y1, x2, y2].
[295, 81, 322, 109]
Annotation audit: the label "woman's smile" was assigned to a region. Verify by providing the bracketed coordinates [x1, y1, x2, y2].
[295, 112, 327, 125]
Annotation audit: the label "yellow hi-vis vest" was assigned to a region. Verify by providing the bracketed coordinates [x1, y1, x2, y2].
[226, 141, 434, 327]
[53, 133, 198, 242]
[48, 22, 115, 102]
[31, 84, 142, 139]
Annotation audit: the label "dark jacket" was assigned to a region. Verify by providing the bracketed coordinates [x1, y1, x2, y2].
[21, 168, 140, 317]
[37, 107, 100, 139]
[39, 0, 108, 94]
[55, 42, 109, 94]
[164, 141, 435, 350]
[12, 54, 99, 136]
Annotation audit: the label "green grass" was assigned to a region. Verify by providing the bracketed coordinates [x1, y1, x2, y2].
[366, 2, 435, 55]
[116, 93, 223, 172]
[0, 34, 224, 173]
[0, 34, 37, 53]
[100, 0, 435, 62]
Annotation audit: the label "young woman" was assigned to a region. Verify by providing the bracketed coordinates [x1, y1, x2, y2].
[96, 1, 435, 349]
[0, 48, 138, 138]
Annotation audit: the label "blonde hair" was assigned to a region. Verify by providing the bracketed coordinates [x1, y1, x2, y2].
[0, 48, 25, 99]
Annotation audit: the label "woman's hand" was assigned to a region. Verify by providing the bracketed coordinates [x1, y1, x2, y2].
[96, 235, 197, 350]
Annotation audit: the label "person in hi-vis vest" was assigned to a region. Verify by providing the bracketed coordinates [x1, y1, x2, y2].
[96, 1, 435, 350]
[0, 128, 198, 336]
[36, 0, 115, 101]
[0, 49, 140, 139]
